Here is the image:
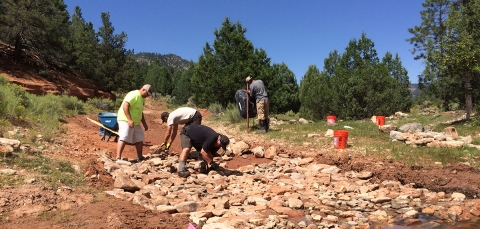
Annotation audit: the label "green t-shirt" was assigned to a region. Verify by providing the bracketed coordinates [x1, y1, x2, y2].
[117, 90, 145, 125]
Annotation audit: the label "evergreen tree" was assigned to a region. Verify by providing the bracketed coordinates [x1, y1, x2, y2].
[381, 52, 413, 113]
[439, 0, 480, 120]
[407, 0, 455, 111]
[299, 33, 413, 120]
[172, 62, 195, 105]
[299, 65, 335, 120]
[69, 6, 100, 80]
[96, 12, 128, 91]
[269, 63, 300, 114]
[192, 17, 272, 108]
[0, 0, 71, 64]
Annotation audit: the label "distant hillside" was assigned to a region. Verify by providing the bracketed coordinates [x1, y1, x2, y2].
[409, 84, 421, 98]
[133, 52, 190, 71]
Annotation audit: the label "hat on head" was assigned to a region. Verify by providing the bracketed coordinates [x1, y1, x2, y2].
[142, 84, 153, 96]
[219, 134, 230, 151]
[245, 76, 252, 83]
[161, 112, 169, 123]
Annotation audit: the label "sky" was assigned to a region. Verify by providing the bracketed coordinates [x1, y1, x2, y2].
[64, 0, 426, 84]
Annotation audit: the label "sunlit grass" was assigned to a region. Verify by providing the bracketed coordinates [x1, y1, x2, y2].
[1, 152, 84, 189]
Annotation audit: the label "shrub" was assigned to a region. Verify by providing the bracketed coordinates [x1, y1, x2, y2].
[208, 103, 224, 116]
[224, 103, 243, 124]
[85, 97, 119, 112]
[59, 93, 85, 114]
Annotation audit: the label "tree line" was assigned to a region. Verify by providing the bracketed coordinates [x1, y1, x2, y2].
[1, 0, 477, 121]
[408, 0, 480, 121]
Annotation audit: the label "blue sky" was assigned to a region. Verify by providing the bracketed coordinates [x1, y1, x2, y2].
[64, 0, 425, 84]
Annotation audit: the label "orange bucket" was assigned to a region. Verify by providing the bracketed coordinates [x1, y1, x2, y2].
[333, 130, 348, 149]
[326, 115, 336, 125]
[376, 116, 386, 126]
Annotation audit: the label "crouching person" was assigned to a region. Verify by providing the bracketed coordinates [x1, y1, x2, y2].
[177, 125, 230, 178]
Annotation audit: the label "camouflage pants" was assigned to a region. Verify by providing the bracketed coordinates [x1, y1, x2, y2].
[256, 99, 269, 121]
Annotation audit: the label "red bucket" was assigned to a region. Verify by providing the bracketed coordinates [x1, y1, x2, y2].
[333, 130, 349, 149]
[326, 115, 336, 125]
[376, 116, 385, 126]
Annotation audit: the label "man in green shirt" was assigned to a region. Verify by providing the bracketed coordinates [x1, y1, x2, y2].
[116, 84, 152, 162]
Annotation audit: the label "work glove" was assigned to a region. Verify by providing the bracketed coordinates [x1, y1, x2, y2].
[165, 142, 171, 150]
[160, 142, 166, 147]
[209, 161, 219, 170]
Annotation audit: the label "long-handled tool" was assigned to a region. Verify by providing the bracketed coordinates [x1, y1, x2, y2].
[86, 117, 119, 136]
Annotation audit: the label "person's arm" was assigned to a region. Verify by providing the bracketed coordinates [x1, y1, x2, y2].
[170, 124, 178, 144]
[141, 112, 148, 131]
[123, 102, 134, 128]
[200, 148, 214, 164]
[163, 125, 172, 143]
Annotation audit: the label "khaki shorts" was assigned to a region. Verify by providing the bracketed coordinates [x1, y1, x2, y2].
[256, 99, 269, 120]
[118, 121, 145, 144]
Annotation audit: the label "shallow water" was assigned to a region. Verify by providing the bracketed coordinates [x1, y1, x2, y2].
[381, 214, 480, 229]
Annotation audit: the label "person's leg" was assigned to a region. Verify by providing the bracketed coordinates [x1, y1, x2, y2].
[131, 125, 146, 160]
[134, 141, 143, 159]
[116, 140, 126, 160]
[178, 133, 192, 177]
[256, 100, 266, 133]
[264, 100, 270, 132]
[116, 121, 132, 160]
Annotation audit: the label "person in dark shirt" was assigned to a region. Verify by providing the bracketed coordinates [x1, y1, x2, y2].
[177, 125, 230, 178]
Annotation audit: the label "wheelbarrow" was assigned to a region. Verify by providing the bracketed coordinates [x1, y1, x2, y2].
[87, 112, 119, 142]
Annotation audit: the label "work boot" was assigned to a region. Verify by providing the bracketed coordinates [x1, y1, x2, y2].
[178, 171, 191, 178]
[265, 119, 270, 132]
[256, 120, 266, 133]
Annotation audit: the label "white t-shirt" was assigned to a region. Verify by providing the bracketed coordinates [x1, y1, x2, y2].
[167, 107, 197, 126]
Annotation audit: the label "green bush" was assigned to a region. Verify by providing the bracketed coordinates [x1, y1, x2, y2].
[0, 74, 9, 85]
[224, 103, 243, 124]
[59, 93, 84, 114]
[208, 103, 224, 116]
[86, 97, 116, 112]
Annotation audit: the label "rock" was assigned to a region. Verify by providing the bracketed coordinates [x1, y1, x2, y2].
[443, 126, 459, 139]
[114, 174, 140, 192]
[264, 146, 277, 159]
[325, 129, 334, 137]
[398, 123, 423, 133]
[379, 124, 397, 133]
[0, 138, 21, 148]
[175, 201, 199, 213]
[1, 169, 17, 175]
[298, 118, 309, 124]
[0, 145, 14, 157]
[230, 141, 250, 156]
[251, 146, 265, 158]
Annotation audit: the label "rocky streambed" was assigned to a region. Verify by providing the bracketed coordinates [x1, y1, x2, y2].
[99, 141, 480, 229]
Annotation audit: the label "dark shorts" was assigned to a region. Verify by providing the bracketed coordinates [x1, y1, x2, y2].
[186, 111, 202, 126]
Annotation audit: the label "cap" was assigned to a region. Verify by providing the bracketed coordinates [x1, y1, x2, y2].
[161, 112, 169, 123]
[219, 134, 230, 151]
[245, 76, 252, 83]
[142, 84, 153, 96]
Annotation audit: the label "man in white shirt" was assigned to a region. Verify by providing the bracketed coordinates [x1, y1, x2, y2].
[160, 107, 202, 150]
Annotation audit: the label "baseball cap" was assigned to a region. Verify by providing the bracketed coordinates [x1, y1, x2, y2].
[161, 112, 169, 123]
[219, 134, 230, 151]
[142, 84, 153, 96]
[245, 76, 252, 83]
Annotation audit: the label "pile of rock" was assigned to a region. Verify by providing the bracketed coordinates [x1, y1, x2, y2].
[380, 122, 476, 149]
[96, 141, 479, 229]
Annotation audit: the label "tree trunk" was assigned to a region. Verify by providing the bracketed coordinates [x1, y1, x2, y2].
[14, 34, 22, 60]
[464, 74, 472, 121]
